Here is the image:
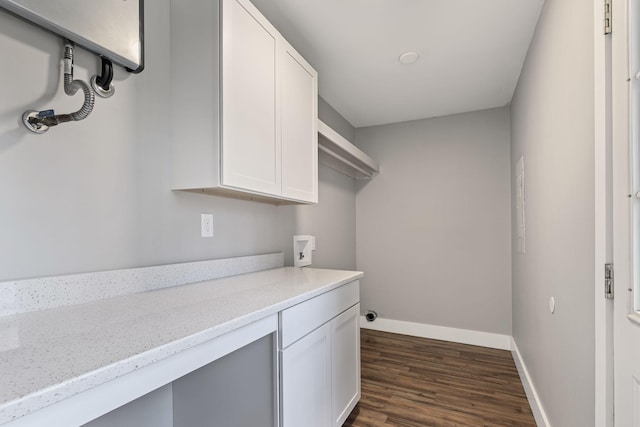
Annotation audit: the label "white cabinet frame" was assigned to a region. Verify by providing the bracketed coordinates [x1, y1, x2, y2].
[279, 281, 361, 427]
[171, 0, 318, 205]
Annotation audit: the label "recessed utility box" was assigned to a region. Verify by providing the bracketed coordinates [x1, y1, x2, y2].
[293, 235, 315, 267]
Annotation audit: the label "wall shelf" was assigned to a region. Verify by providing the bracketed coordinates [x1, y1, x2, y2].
[317, 119, 379, 179]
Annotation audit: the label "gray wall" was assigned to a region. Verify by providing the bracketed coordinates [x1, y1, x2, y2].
[318, 97, 356, 142]
[287, 97, 357, 270]
[280, 98, 357, 270]
[510, 0, 595, 424]
[0, 1, 356, 281]
[355, 108, 512, 335]
[282, 163, 356, 270]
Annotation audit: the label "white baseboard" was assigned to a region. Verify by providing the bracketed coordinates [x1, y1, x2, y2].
[359, 316, 511, 350]
[511, 338, 550, 427]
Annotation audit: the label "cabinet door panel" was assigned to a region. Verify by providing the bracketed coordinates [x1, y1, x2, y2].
[331, 304, 361, 427]
[281, 45, 318, 203]
[281, 323, 332, 427]
[221, 0, 281, 195]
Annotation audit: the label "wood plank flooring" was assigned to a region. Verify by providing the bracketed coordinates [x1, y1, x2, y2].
[343, 329, 536, 427]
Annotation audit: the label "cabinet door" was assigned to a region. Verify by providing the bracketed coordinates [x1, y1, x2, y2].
[280, 43, 318, 203]
[331, 304, 361, 427]
[221, 0, 281, 196]
[281, 323, 332, 427]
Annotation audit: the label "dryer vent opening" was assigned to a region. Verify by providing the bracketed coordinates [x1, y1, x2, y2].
[365, 310, 378, 322]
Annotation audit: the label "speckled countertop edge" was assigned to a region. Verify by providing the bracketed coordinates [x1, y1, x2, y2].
[0, 253, 284, 316]
[0, 267, 363, 425]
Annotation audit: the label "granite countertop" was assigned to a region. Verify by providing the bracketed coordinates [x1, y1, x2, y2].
[0, 267, 362, 425]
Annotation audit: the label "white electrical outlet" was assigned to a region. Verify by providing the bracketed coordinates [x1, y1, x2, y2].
[201, 213, 214, 237]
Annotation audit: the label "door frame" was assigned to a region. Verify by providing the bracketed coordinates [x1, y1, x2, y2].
[594, 0, 615, 425]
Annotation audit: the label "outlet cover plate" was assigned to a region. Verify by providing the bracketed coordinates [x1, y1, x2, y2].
[201, 213, 214, 237]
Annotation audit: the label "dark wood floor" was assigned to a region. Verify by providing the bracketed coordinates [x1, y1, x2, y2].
[343, 329, 536, 427]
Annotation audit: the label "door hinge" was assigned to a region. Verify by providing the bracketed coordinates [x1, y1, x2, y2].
[605, 263, 614, 299]
[604, 0, 612, 35]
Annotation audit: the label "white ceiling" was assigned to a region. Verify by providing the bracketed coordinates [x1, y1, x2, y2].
[250, 0, 543, 128]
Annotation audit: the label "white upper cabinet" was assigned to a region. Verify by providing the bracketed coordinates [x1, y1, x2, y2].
[281, 43, 318, 203]
[221, 0, 280, 195]
[170, 0, 318, 204]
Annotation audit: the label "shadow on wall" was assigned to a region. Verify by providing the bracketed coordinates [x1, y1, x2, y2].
[355, 177, 373, 194]
[0, 49, 58, 151]
[0, 124, 25, 153]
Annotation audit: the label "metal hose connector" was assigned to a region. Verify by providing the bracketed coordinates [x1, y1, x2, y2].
[23, 40, 96, 133]
[63, 42, 95, 122]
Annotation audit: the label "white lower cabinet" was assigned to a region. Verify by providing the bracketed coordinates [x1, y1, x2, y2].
[280, 281, 361, 427]
[281, 323, 332, 427]
[331, 304, 361, 427]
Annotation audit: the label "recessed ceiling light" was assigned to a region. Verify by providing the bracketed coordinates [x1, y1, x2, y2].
[399, 51, 419, 65]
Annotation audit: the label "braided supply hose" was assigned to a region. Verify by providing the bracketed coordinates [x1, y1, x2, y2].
[24, 40, 95, 132]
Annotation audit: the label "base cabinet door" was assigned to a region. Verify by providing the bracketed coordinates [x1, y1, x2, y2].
[331, 304, 361, 427]
[281, 323, 332, 427]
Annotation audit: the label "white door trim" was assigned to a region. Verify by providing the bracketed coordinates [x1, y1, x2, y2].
[595, 0, 615, 425]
